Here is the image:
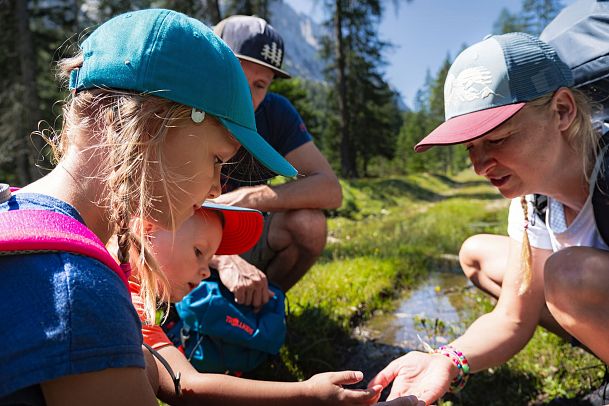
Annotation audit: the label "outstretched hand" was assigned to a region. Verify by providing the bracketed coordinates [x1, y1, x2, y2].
[305, 371, 424, 405]
[367, 351, 456, 405]
[212, 254, 274, 308]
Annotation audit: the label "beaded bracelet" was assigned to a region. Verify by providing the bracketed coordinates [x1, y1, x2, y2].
[433, 345, 470, 393]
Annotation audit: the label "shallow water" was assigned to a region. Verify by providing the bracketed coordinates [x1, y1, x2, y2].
[360, 270, 477, 349]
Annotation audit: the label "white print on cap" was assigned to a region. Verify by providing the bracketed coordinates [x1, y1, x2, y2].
[445, 66, 496, 107]
[261, 42, 282, 67]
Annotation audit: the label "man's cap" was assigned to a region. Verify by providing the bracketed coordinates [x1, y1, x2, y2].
[214, 15, 291, 78]
[69, 9, 296, 177]
[541, 0, 609, 88]
[200, 202, 263, 255]
[415, 32, 573, 153]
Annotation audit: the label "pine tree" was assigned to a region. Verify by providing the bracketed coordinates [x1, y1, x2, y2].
[320, 0, 403, 178]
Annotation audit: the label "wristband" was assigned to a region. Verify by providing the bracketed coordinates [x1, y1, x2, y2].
[433, 345, 470, 393]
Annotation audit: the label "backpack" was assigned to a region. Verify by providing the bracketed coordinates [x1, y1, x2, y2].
[534, 2, 609, 244]
[533, 132, 609, 246]
[0, 190, 129, 288]
[162, 269, 287, 374]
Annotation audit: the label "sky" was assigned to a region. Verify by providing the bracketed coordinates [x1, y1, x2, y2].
[286, 0, 575, 109]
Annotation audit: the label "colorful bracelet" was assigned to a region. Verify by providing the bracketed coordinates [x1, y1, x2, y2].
[433, 345, 470, 393]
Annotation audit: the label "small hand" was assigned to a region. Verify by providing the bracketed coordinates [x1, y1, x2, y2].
[367, 351, 455, 405]
[305, 371, 424, 405]
[305, 371, 377, 405]
[213, 255, 274, 308]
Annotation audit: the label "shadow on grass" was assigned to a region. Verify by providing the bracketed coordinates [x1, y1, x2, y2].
[247, 305, 357, 382]
[444, 366, 541, 405]
[447, 191, 505, 201]
[353, 178, 443, 203]
[429, 173, 489, 189]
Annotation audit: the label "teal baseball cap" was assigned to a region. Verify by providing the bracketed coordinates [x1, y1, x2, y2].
[69, 9, 296, 177]
[415, 32, 573, 152]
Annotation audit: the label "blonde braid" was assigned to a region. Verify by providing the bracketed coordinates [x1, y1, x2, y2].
[519, 195, 533, 295]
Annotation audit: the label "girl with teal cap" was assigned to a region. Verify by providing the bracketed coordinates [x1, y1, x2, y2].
[0, 8, 295, 405]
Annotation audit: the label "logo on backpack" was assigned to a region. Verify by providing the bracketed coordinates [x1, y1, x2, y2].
[226, 315, 254, 335]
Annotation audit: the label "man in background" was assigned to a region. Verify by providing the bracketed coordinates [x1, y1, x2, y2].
[210, 15, 342, 307]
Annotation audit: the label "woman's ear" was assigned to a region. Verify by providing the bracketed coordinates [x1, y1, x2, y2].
[553, 87, 577, 132]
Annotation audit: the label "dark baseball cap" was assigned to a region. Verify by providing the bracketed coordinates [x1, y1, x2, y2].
[214, 15, 291, 78]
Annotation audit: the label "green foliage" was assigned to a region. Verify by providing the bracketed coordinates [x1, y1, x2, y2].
[320, 0, 404, 178]
[492, 0, 564, 35]
[493, 8, 526, 34]
[393, 54, 469, 176]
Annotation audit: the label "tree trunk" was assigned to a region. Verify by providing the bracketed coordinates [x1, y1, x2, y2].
[15, 0, 44, 183]
[243, 0, 254, 15]
[335, 0, 356, 178]
[207, 0, 222, 24]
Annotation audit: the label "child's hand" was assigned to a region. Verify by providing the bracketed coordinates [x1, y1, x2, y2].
[304, 371, 423, 405]
[304, 371, 377, 405]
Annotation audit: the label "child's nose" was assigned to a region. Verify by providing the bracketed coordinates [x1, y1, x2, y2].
[200, 265, 211, 280]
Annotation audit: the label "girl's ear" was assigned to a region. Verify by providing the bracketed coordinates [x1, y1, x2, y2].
[553, 87, 577, 132]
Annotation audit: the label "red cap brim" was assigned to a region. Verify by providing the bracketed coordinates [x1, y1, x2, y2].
[414, 103, 526, 152]
[199, 202, 263, 255]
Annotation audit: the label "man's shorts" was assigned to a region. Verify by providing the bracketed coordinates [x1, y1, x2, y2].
[239, 212, 277, 273]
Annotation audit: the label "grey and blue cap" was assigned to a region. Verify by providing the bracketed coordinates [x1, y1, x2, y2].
[69, 9, 296, 177]
[214, 15, 291, 78]
[415, 32, 573, 152]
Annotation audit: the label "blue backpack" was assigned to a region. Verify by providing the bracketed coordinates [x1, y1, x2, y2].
[163, 270, 286, 374]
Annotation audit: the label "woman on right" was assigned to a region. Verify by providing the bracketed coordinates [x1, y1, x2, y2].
[368, 32, 609, 404]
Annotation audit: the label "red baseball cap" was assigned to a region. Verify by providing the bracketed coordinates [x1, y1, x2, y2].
[199, 202, 263, 255]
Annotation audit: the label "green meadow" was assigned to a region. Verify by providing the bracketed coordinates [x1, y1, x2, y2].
[254, 170, 604, 405]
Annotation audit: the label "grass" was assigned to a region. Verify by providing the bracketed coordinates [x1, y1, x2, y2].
[250, 170, 603, 404]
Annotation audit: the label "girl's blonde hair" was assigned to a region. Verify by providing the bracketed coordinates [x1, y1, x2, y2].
[54, 54, 198, 322]
[518, 88, 600, 294]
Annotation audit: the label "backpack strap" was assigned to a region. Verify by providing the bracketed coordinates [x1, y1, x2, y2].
[591, 130, 609, 247]
[532, 194, 548, 225]
[0, 209, 129, 289]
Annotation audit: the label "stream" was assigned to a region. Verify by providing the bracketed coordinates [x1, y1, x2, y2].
[340, 262, 482, 387]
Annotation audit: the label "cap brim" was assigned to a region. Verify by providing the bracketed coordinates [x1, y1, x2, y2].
[200, 202, 263, 255]
[219, 117, 297, 177]
[236, 54, 291, 79]
[414, 103, 526, 152]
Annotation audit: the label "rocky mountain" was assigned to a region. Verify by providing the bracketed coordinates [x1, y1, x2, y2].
[268, 1, 326, 82]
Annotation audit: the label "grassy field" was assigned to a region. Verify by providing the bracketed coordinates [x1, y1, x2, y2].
[252, 170, 604, 405]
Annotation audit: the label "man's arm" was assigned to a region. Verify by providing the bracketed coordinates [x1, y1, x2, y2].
[213, 141, 342, 212]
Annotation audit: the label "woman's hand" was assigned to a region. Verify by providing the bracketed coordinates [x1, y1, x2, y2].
[367, 351, 456, 405]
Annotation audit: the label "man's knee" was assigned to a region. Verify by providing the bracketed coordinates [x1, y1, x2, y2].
[278, 209, 327, 254]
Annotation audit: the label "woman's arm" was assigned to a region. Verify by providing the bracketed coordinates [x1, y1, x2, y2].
[368, 238, 553, 404]
[451, 237, 552, 371]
